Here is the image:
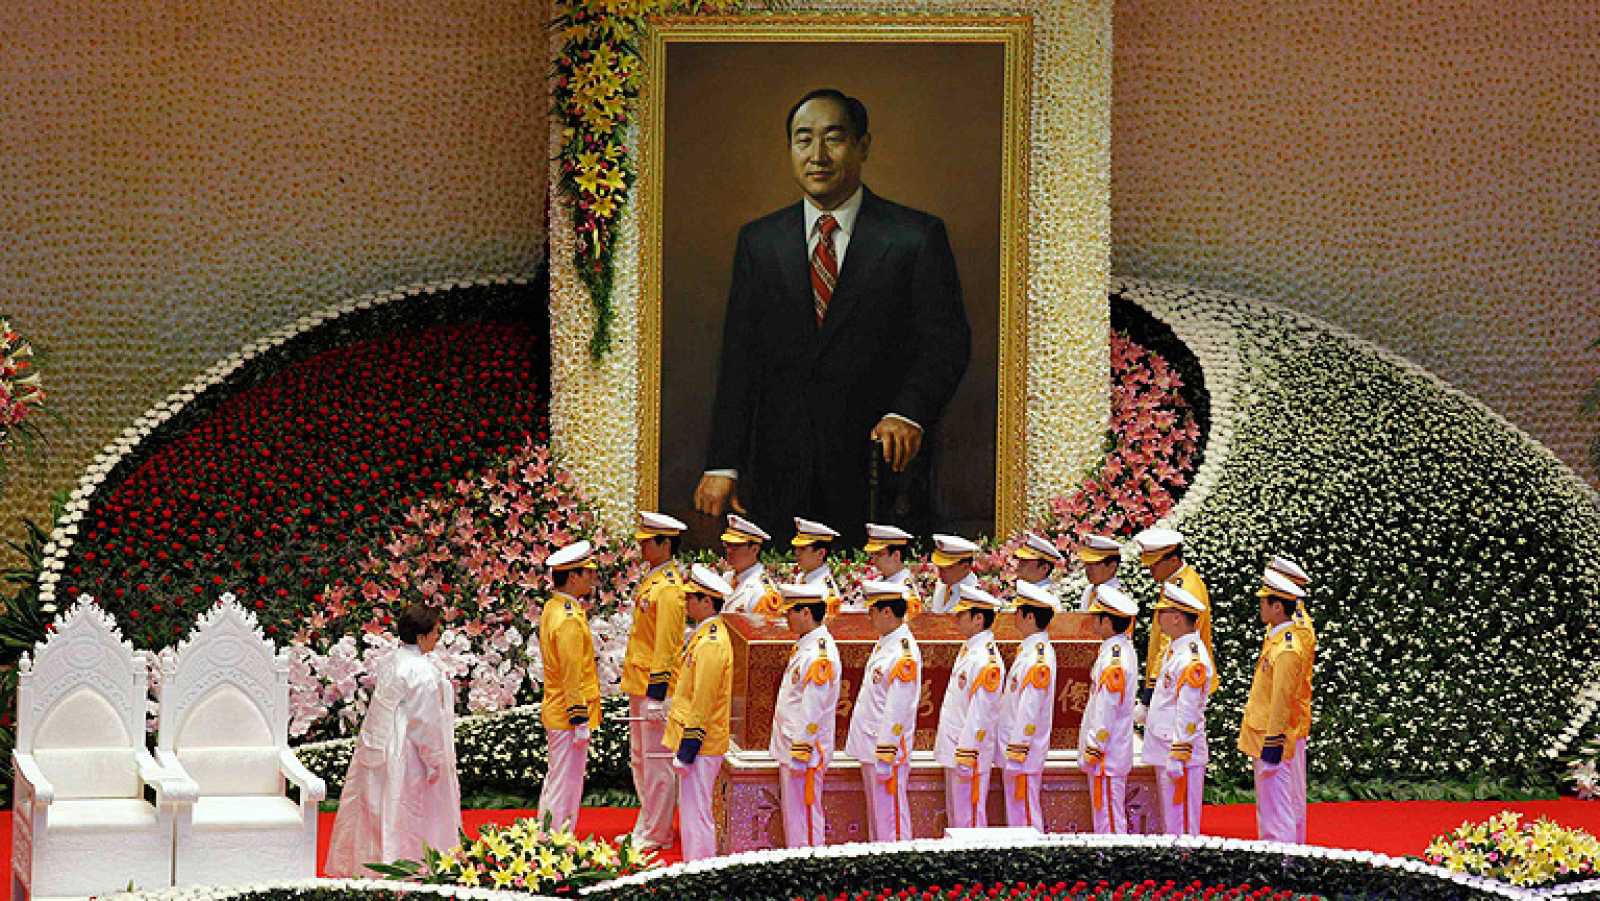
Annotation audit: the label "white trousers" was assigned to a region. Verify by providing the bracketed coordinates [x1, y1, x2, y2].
[1255, 739, 1307, 843]
[859, 762, 911, 842]
[1088, 769, 1128, 834]
[1292, 739, 1308, 843]
[779, 763, 827, 846]
[943, 766, 993, 829]
[538, 728, 588, 831]
[627, 696, 676, 846]
[1155, 763, 1204, 835]
[676, 753, 724, 861]
[1003, 768, 1043, 830]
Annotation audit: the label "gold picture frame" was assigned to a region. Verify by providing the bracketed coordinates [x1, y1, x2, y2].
[634, 14, 1034, 538]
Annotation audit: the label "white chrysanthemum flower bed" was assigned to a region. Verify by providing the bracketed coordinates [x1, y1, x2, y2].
[1114, 277, 1600, 794]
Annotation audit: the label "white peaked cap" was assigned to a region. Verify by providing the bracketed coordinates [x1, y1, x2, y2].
[1260, 570, 1306, 600]
[1266, 555, 1310, 586]
[1013, 579, 1062, 612]
[1015, 532, 1065, 562]
[685, 563, 734, 598]
[1157, 581, 1204, 613]
[1088, 583, 1138, 617]
[548, 540, 596, 571]
[1133, 527, 1184, 555]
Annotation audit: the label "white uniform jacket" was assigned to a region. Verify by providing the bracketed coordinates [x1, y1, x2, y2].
[844, 623, 922, 765]
[994, 631, 1056, 773]
[769, 625, 842, 767]
[1142, 631, 1214, 766]
[1079, 632, 1138, 777]
[933, 630, 1005, 769]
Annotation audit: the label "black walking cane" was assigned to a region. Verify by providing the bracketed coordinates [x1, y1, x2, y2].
[867, 436, 882, 523]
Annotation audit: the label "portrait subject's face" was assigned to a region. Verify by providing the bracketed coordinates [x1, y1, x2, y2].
[789, 97, 870, 210]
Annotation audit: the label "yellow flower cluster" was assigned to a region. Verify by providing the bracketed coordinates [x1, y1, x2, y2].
[420, 816, 658, 892]
[553, 0, 750, 357]
[1424, 810, 1600, 887]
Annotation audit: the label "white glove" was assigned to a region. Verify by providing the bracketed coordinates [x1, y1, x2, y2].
[1164, 757, 1185, 781]
[955, 761, 974, 777]
[1132, 701, 1148, 726]
[873, 760, 894, 781]
[671, 756, 688, 772]
[643, 700, 667, 722]
[573, 724, 591, 744]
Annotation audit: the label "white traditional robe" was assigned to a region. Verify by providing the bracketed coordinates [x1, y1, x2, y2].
[326, 644, 462, 876]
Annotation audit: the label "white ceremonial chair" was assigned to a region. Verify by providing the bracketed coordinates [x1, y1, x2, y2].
[11, 597, 193, 899]
[157, 595, 325, 887]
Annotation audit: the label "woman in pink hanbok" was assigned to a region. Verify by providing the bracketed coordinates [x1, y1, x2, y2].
[326, 605, 463, 876]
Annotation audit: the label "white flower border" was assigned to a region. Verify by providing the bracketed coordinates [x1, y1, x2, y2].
[1117, 275, 1600, 764]
[33, 273, 541, 617]
[580, 832, 1559, 898]
[106, 835, 1600, 900]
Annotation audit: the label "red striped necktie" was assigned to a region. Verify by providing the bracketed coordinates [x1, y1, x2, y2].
[811, 213, 840, 325]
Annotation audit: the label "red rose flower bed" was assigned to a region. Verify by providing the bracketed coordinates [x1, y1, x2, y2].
[805, 881, 1325, 901]
[60, 315, 547, 648]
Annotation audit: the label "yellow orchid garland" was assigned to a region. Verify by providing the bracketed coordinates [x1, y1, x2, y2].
[553, 0, 750, 358]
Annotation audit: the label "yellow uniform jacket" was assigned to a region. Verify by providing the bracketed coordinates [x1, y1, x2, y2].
[1145, 565, 1218, 693]
[665, 615, 734, 757]
[620, 561, 687, 700]
[1289, 601, 1316, 740]
[1236, 622, 1309, 759]
[539, 592, 601, 731]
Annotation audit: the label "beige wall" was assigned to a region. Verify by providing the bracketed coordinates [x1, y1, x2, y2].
[4, 0, 1595, 550]
[0, 0, 550, 537]
[1111, 0, 1600, 484]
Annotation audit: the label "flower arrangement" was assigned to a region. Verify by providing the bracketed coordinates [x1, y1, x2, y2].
[286, 438, 640, 742]
[0, 315, 46, 461]
[52, 288, 548, 650]
[369, 816, 659, 894]
[1117, 278, 1600, 796]
[553, 0, 747, 358]
[1424, 812, 1600, 887]
[806, 881, 1325, 901]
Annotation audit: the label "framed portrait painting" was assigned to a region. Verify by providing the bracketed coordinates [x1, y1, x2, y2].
[637, 16, 1032, 549]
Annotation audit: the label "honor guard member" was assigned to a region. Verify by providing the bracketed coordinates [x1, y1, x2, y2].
[864, 522, 924, 615]
[1075, 534, 1125, 612]
[934, 585, 1006, 828]
[618, 512, 688, 850]
[665, 564, 736, 861]
[771, 581, 842, 846]
[537, 540, 603, 830]
[1014, 532, 1065, 596]
[1134, 528, 1217, 700]
[1141, 582, 1215, 836]
[720, 514, 783, 616]
[1265, 554, 1315, 842]
[996, 580, 1059, 830]
[928, 534, 981, 614]
[844, 580, 922, 842]
[792, 517, 846, 617]
[1078, 583, 1139, 834]
[1239, 569, 1312, 842]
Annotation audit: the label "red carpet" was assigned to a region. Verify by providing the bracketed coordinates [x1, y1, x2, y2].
[8, 800, 1600, 899]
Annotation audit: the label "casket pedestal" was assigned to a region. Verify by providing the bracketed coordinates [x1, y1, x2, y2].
[711, 612, 1160, 852]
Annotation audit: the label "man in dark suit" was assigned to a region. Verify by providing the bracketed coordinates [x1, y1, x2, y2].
[694, 88, 971, 547]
